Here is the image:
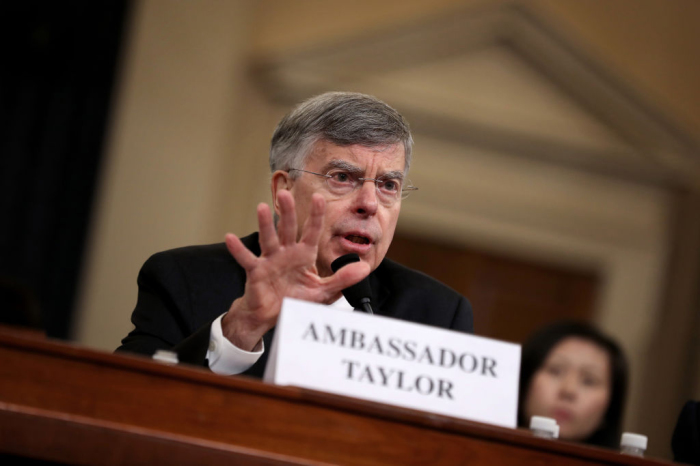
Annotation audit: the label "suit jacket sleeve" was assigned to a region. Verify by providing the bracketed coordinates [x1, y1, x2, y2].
[116, 250, 215, 366]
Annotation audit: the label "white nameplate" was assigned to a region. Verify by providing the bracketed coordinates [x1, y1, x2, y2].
[264, 298, 521, 428]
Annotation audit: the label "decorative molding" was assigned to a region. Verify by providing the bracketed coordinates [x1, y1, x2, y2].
[252, 2, 700, 190]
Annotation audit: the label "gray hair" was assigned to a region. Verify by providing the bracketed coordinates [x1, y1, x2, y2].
[269, 92, 413, 177]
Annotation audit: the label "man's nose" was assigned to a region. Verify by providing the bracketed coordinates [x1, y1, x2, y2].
[353, 180, 379, 216]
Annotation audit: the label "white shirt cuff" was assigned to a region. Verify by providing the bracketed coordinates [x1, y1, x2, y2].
[207, 313, 264, 375]
[330, 295, 353, 311]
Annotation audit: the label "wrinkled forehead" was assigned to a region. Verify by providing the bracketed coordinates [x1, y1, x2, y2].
[305, 140, 407, 174]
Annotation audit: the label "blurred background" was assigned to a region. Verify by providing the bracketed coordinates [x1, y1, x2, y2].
[2, 0, 699, 459]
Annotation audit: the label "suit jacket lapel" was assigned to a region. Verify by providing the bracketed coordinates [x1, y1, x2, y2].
[369, 263, 391, 317]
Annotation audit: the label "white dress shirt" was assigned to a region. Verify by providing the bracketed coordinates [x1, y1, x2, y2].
[207, 296, 353, 375]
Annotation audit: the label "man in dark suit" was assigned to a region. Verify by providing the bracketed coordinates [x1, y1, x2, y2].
[118, 92, 473, 377]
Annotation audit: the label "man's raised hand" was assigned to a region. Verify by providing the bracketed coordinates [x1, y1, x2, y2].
[221, 191, 369, 351]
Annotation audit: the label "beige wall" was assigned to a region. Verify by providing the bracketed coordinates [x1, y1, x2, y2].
[536, 0, 700, 136]
[74, 0, 699, 459]
[74, 0, 257, 349]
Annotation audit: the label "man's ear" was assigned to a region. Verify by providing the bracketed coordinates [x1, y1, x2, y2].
[271, 170, 292, 216]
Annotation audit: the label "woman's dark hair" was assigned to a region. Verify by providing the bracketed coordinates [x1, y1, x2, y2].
[518, 320, 628, 448]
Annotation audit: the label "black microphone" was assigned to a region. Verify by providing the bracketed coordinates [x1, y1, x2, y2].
[330, 254, 374, 315]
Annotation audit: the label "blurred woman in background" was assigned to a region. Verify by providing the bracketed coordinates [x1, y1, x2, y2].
[518, 321, 628, 448]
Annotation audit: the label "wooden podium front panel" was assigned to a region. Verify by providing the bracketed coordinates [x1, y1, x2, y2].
[0, 327, 668, 465]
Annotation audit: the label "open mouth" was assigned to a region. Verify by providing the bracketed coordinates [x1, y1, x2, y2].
[345, 234, 370, 245]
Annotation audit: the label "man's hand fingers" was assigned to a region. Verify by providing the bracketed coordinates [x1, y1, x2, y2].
[323, 260, 371, 295]
[300, 194, 326, 247]
[277, 190, 298, 246]
[225, 233, 257, 270]
[257, 203, 280, 254]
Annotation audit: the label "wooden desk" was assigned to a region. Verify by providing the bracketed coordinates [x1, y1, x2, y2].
[0, 326, 671, 465]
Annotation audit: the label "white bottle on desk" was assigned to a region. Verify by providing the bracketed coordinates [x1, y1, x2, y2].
[530, 416, 559, 439]
[620, 432, 647, 457]
[152, 349, 179, 365]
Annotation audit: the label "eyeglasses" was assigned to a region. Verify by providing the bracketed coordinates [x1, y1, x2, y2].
[289, 168, 418, 205]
